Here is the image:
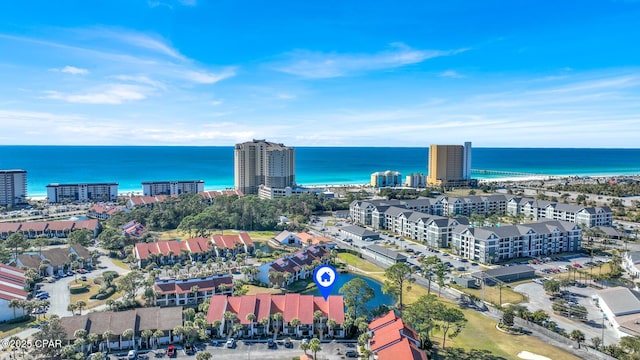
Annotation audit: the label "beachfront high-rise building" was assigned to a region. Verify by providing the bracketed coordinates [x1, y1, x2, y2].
[142, 180, 205, 196]
[0, 169, 27, 206]
[46, 182, 118, 203]
[427, 142, 472, 187]
[370, 170, 403, 188]
[234, 139, 296, 195]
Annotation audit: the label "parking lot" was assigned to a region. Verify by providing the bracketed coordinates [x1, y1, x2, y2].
[106, 340, 357, 360]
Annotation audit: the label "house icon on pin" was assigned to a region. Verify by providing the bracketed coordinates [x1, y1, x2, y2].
[321, 271, 331, 283]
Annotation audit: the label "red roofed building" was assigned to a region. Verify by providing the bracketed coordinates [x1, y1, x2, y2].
[154, 275, 233, 306]
[206, 294, 345, 339]
[367, 311, 427, 360]
[0, 264, 28, 322]
[87, 203, 125, 220]
[198, 189, 243, 205]
[0, 219, 99, 240]
[133, 234, 252, 267]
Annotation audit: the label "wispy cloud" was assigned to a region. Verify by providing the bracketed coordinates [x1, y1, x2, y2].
[439, 70, 464, 78]
[52, 65, 89, 75]
[43, 84, 150, 104]
[180, 68, 237, 84]
[148, 0, 197, 8]
[275, 43, 468, 78]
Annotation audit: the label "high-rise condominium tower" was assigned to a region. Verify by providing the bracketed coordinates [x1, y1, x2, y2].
[234, 140, 296, 195]
[427, 142, 472, 187]
[0, 169, 27, 206]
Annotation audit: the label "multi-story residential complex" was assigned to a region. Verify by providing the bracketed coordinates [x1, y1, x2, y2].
[370, 170, 403, 188]
[427, 142, 472, 187]
[405, 173, 427, 188]
[154, 275, 233, 307]
[258, 184, 314, 200]
[451, 220, 582, 263]
[234, 139, 295, 195]
[16, 245, 92, 277]
[507, 197, 612, 227]
[142, 180, 205, 196]
[0, 169, 27, 206]
[207, 294, 345, 338]
[46, 182, 118, 203]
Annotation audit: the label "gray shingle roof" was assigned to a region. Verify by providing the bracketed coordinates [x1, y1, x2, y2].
[366, 244, 407, 261]
[341, 225, 378, 237]
[473, 265, 535, 279]
[597, 287, 640, 316]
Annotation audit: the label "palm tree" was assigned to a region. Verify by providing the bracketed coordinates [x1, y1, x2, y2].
[190, 285, 200, 303]
[309, 338, 322, 359]
[260, 317, 270, 337]
[232, 324, 243, 338]
[74, 329, 88, 354]
[326, 319, 337, 338]
[246, 313, 256, 338]
[212, 320, 222, 338]
[313, 310, 325, 339]
[569, 329, 585, 349]
[223, 311, 238, 337]
[75, 300, 87, 316]
[300, 341, 310, 355]
[122, 328, 135, 349]
[272, 312, 283, 337]
[103, 330, 114, 353]
[150, 330, 163, 349]
[141, 329, 154, 348]
[8, 299, 22, 319]
[289, 318, 301, 337]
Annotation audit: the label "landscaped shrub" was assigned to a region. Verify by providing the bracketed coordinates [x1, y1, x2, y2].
[93, 278, 104, 285]
[69, 283, 88, 294]
[102, 270, 119, 279]
[94, 286, 116, 300]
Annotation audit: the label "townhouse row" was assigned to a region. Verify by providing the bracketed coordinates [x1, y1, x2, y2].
[257, 245, 330, 287]
[133, 233, 254, 268]
[0, 219, 100, 240]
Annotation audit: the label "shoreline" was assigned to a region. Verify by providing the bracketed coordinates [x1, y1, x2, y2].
[23, 173, 640, 201]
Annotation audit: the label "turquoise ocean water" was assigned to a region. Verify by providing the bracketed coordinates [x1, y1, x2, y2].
[0, 146, 639, 197]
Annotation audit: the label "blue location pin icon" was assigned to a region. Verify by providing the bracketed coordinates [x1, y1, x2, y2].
[313, 264, 338, 301]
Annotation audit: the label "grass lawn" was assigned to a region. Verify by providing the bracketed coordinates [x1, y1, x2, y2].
[70, 279, 124, 310]
[0, 316, 39, 338]
[337, 253, 579, 360]
[243, 284, 283, 296]
[110, 258, 131, 270]
[450, 283, 526, 306]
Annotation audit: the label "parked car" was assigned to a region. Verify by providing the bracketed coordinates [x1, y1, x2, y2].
[127, 350, 138, 360]
[226, 339, 236, 349]
[184, 344, 195, 355]
[345, 350, 359, 358]
[284, 339, 293, 348]
[166, 345, 176, 357]
[267, 339, 276, 349]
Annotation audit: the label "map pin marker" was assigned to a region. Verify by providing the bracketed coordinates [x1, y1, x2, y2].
[313, 264, 338, 301]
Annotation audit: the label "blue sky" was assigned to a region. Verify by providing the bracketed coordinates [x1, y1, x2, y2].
[1, 0, 639, 147]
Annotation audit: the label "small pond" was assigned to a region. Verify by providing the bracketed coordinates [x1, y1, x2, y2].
[302, 272, 395, 309]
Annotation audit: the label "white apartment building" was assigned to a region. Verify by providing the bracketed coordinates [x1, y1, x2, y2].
[234, 139, 295, 195]
[370, 170, 402, 188]
[451, 220, 582, 263]
[405, 173, 427, 188]
[507, 197, 613, 227]
[0, 169, 27, 206]
[46, 182, 118, 203]
[142, 180, 205, 196]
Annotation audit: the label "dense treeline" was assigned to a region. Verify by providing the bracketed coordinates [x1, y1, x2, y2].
[107, 193, 350, 234]
[549, 181, 640, 198]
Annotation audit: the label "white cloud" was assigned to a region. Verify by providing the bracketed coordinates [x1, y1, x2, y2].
[148, 0, 196, 8]
[439, 70, 464, 78]
[180, 68, 236, 84]
[111, 75, 167, 90]
[43, 84, 149, 104]
[275, 43, 467, 78]
[59, 66, 89, 75]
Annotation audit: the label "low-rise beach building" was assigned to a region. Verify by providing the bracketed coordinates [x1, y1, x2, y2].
[154, 275, 233, 307]
[16, 245, 92, 277]
[0, 219, 99, 240]
[142, 180, 205, 196]
[206, 294, 345, 338]
[0, 264, 28, 322]
[46, 182, 118, 203]
[340, 225, 380, 242]
[405, 173, 427, 188]
[60, 307, 184, 351]
[257, 245, 329, 287]
[364, 244, 407, 266]
[596, 287, 640, 338]
[367, 311, 428, 360]
[87, 203, 125, 220]
[507, 197, 612, 227]
[370, 170, 403, 188]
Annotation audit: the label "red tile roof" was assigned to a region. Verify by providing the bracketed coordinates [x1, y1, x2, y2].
[376, 338, 428, 360]
[368, 313, 426, 360]
[72, 219, 99, 230]
[0, 283, 28, 302]
[185, 237, 213, 253]
[0, 223, 22, 233]
[212, 233, 254, 249]
[269, 245, 328, 275]
[206, 294, 345, 325]
[20, 222, 48, 232]
[0, 264, 24, 274]
[198, 190, 244, 200]
[46, 220, 76, 231]
[154, 275, 232, 295]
